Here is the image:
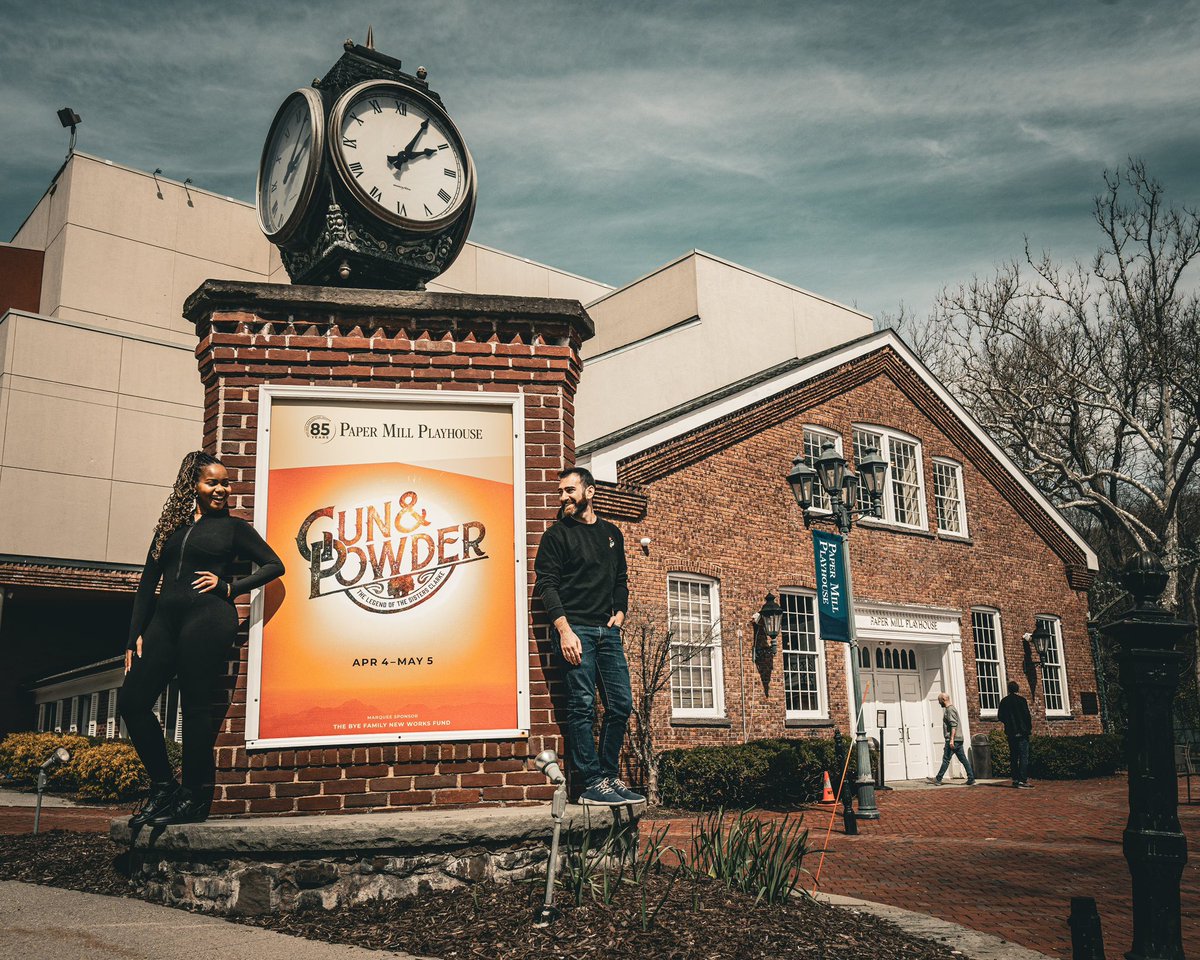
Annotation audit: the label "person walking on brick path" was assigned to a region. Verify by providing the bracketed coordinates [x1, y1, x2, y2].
[997, 680, 1034, 788]
[931, 692, 976, 785]
[120, 451, 284, 827]
[535, 466, 644, 807]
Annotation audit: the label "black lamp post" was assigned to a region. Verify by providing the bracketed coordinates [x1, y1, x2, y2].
[787, 442, 887, 820]
[1100, 551, 1190, 960]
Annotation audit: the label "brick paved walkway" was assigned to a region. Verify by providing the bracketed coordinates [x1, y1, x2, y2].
[0, 802, 122, 834]
[656, 776, 1199, 960]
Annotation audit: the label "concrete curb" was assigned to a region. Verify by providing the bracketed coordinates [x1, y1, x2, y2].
[0, 880, 434, 960]
[815, 891, 1055, 960]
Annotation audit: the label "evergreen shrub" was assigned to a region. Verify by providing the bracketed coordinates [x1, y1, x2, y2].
[0, 731, 182, 802]
[987, 728, 1124, 780]
[658, 737, 863, 809]
[0, 732, 90, 790]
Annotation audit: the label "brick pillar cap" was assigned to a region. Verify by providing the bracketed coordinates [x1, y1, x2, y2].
[184, 280, 594, 342]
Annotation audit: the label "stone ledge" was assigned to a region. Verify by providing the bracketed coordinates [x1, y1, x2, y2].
[184, 280, 595, 340]
[111, 802, 624, 854]
[113, 802, 640, 915]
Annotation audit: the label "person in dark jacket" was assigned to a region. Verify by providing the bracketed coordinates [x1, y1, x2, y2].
[119, 451, 284, 826]
[534, 466, 643, 806]
[997, 680, 1034, 788]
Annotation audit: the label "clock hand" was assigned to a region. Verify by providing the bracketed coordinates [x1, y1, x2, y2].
[388, 119, 430, 169]
[284, 137, 310, 182]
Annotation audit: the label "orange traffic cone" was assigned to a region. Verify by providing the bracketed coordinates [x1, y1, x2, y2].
[819, 770, 836, 804]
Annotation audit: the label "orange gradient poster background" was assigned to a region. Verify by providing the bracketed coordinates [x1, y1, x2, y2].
[246, 388, 529, 748]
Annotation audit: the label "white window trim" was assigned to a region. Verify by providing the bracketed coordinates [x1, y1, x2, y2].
[667, 572, 726, 719]
[779, 588, 829, 720]
[801, 426, 842, 516]
[1036, 615, 1071, 717]
[852, 424, 929, 531]
[970, 607, 1007, 717]
[932, 457, 969, 538]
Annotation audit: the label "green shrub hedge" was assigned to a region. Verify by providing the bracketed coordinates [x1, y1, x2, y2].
[0, 731, 183, 802]
[658, 737, 866, 810]
[986, 729, 1124, 780]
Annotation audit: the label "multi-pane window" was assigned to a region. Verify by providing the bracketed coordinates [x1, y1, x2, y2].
[1037, 616, 1069, 714]
[853, 426, 928, 528]
[668, 575, 724, 717]
[780, 592, 826, 716]
[933, 460, 967, 535]
[972, 609, 1005, 714]
[889, 437, 922, 525]
[852, 428, 883, 515]
[803, 428, 839, 513]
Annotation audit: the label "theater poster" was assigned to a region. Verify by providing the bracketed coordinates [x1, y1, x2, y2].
[245, 386, 530, 748]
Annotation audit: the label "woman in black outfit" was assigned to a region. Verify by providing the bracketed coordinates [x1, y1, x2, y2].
[119, 451, 284, 826]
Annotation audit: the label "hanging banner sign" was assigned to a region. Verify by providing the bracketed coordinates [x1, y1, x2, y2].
[812, 529, 850, 642]
[245, 386, 530, 749]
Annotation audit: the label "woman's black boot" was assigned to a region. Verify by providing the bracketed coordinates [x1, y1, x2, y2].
[147, 785, 212, 826]
[128, 780, 178, 828]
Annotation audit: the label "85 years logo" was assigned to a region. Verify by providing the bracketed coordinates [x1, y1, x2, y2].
[304, 415, 333, 443]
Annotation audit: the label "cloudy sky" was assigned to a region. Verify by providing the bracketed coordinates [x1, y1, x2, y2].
[2, 0, 1197, 318]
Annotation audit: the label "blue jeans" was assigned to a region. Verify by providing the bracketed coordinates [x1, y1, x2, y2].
[1008, 735, 1030, 784]
[936, 739, 975, 782]
[558, 624, 633, 789]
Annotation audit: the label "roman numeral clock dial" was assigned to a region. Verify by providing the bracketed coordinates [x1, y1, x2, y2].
[330, 80, 473, 231]
[255, 88, 326, 246]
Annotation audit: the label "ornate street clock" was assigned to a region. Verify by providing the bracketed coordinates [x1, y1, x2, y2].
[255, 36, 477, 290]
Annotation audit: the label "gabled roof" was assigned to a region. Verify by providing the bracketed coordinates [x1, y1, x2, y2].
[577, 328, 1099, 573]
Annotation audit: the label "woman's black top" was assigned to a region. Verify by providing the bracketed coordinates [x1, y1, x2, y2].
[127, 511, 284, 649]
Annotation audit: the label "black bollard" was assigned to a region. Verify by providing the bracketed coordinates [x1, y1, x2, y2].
[1100, 552, 1190, 960]
[1067, 897, 1105, 960]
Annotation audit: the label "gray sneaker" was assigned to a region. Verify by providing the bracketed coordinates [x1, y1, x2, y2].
[609, 777, 646, 804]
[580, 779, 626, 806]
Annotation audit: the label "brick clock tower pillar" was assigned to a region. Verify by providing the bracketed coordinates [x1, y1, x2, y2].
[184, 281, 592, 817]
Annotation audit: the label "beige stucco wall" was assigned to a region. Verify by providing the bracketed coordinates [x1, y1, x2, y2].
[574, 251, 874, 446]
[2, 152, 612, 566]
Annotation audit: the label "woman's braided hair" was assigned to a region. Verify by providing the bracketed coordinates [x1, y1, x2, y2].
[150, 451, 223, 560]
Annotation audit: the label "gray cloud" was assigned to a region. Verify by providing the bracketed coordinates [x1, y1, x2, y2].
[2, 0, 1198, 318]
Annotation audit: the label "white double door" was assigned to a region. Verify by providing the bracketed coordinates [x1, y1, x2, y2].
[869, 672, 931, 782]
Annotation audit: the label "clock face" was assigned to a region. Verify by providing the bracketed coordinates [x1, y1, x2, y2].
[330, 81, 474, 231]
[257, 89, 325, 244]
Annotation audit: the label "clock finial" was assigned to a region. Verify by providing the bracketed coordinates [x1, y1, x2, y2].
[365, 25, 375, 50]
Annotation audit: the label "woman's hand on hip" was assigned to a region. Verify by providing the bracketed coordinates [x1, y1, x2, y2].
[124, 637, 143, 674]
[193, 571, 222, 594]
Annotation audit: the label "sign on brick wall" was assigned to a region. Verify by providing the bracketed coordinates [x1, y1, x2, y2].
[246, 385, 530, 748]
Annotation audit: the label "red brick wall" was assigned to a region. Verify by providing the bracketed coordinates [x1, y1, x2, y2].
[607, 357, 1101, 758]
[186, 282, 592, 816]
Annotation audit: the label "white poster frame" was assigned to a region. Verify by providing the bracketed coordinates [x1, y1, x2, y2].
[244, 384, 530, 750]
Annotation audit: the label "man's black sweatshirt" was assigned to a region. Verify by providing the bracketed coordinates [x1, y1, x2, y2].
[534, 515, 628, 627]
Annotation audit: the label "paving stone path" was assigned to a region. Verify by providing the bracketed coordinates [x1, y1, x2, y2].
[657, 776, 1199, 959]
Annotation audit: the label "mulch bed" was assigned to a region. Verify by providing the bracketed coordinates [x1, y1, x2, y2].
[0, 830, 962, 960]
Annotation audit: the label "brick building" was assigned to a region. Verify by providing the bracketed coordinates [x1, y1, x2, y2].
[580, 330, 1099, 782]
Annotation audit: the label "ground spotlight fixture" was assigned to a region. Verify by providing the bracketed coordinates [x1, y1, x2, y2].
[534, 748, 566, 785]
[33, 746, 72, 835]
[533, 749, 568, 927]
[57, 107, 82, 155]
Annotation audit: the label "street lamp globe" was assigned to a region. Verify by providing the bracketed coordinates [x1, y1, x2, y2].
[758, 593, 784, 639]
[856, 447, 888, 501]
[815, 443, 846, 499]
[787, 456, 818, 510]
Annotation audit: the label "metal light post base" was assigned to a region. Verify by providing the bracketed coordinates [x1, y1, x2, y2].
[854, 736, 880, 820]
[1101, 552, 1190, 960]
